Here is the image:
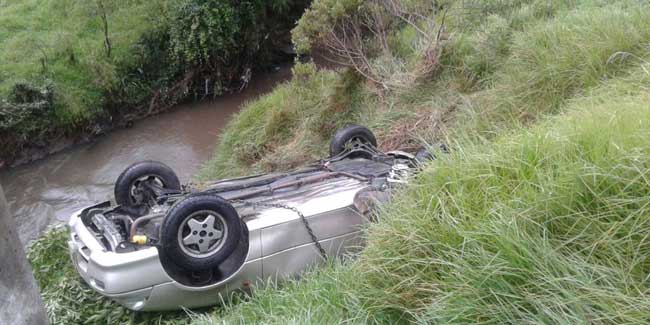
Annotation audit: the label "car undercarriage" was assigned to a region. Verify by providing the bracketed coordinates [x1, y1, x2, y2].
[67, 125, 434, 310]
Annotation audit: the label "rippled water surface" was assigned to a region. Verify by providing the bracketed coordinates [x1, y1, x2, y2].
[0, 66, 292, 244]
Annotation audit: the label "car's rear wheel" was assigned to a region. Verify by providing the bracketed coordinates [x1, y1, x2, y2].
[114, 161, 181, 207]
[329, 125, 378, 157]
[160, 195, 242, 271]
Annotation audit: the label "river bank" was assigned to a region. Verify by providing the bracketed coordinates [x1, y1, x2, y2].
[0, 64, 294, 170]
[0, 0, 309, 168]
[1, 65, 292, 245]
[196, 0, 650, 323]
[25, 0, 650, 323]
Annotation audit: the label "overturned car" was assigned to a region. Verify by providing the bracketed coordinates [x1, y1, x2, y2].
[67, 125, 433, 311]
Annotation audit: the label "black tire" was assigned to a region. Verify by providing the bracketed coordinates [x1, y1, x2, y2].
[114, 161, 181, 207]
[160, 195, 242, 271]
[329, 124, 378, 157]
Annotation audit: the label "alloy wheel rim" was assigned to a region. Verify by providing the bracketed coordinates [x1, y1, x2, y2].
[177, 210, 228, 258]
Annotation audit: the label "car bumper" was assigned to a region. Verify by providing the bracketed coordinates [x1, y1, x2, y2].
[67, 205, 170, 310]
[66, 204, 260, 311]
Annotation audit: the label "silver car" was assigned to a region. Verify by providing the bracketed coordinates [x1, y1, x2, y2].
[67, 125, 432, 311]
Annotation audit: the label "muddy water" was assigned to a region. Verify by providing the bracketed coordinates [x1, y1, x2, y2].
[0, 66, 292, 245]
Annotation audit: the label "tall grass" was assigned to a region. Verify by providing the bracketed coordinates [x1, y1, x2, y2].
[360, 93, 650, 323]
[491, 4, 650, 119]
[196, 66, 650, 323]
[27, 0, 650, 323]
[192, 1, 650, 323]
[200, 1, 650, 180]
[445, 1, 650, 140]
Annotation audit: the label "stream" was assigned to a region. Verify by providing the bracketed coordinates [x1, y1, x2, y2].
[0, 65, 292, 245]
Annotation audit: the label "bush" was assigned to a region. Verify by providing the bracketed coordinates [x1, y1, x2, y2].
[293, 0, 443, 91]
[163, 0, 313, 100]
[292, 0, 364, 54]
[0, 82, 54, 132]
[170, 1, 240, 66]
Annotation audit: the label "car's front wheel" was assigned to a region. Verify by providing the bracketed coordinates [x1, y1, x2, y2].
[160, 195, 242, 271]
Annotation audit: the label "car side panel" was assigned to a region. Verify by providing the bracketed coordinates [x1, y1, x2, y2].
[260, 206, 367, 256]
[262, 231, 364, 279]
[143, 259, 263, 311]
[141, 232, 364, 310]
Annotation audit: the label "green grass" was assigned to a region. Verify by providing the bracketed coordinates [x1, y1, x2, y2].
[195, 64, 650, 323]
[482, 4, 650, 128]
[200, 1, 650, 179]
[28, 229, 133, 323]
[27, 0, 650, 323]
[194, 0, 650, 323]
[0, 0, 169, 126]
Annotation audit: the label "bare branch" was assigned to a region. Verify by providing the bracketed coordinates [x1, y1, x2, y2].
[313, 0, 444, 92]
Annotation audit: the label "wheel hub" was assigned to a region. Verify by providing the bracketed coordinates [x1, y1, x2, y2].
[178, 211, 227, 258]
[129, 175, 164, 205]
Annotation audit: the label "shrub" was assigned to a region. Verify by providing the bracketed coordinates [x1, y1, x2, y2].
[293, 0, 443, 91]
[292, 0, 364, 54]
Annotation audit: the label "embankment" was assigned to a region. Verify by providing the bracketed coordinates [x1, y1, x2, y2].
[26, 0, 650, 323]
[0, 0, 309, 167]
